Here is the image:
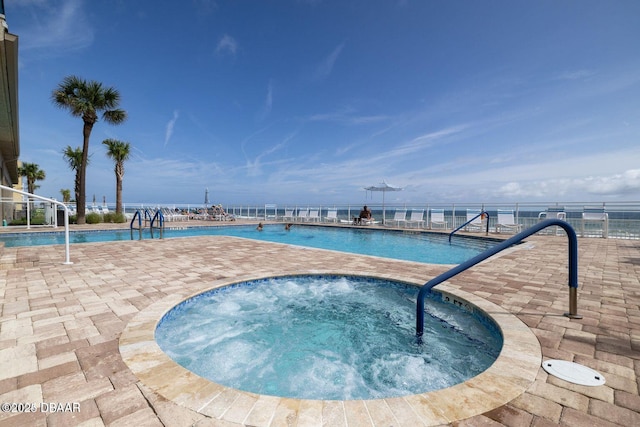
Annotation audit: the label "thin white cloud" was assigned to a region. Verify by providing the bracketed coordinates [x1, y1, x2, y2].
[553, 69, 597, 81]
[14, 0, 94, 53]
[257, 80, 274, 121]
[378, 124, 470, 160]
[164, 110, 179, 147]
[310, 112, 389, 125]
[244, 133, 295, 177]
[216, 34, 238, 56]
[308, 106, 389, 125]
[417, 145, 640, 201]
[495, 169, 640, 200]
[313, 42, 345, 80]
[265, 81, 273, 113]
[584, 169, 640, 195]
[193, 0, 218, 15]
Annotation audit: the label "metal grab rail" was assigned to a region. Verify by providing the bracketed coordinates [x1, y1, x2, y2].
[449, 211, 490, 242]
[130, 209, 165, 239]
[130, 210, 143, 240]
[150, 210, 164, 239]
[144, 208, 154, 223]
[0, 184, 72, 264]
[130, 210, 142, 229]
[417, 219, 580, 338]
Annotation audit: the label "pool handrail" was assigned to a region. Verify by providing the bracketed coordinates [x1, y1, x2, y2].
[0, 184, 72, 264]
[417, 218, 580, 338]
[130, 209, 142, 229]
[144, 208, 154, 223]
[150, 209, 164, 238]
[448, 211, 490, 242]
[150, 209, 164, 229]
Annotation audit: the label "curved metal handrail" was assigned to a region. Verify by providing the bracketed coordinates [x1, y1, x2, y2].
[150, 209, 164, 239]
[417, 219, 579, 338]
[150, 209, 164, 229]
[448, 211, 490, 242]
[144, 208, 154, 223]
[130, 210, 143, 240]
[130, 210, 142, 229]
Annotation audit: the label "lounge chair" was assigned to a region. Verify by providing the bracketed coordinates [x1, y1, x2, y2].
[297, 209, 309, 222]
[496, 209, 522, 234]
[160, 207, 174, 221]
[406, 209, 425, 228]
[465, 209, 485, 232]
[538, 206, 567, 221]
[283, 209, 295, 221]
[192, 209, 210, 221]
[537, 207, 566, 235]
[324, 208, 338, 223]
[581, 206, 608, 238]
[307, 208, 320, 222]
[389, 209, 407, 227]
[429, 208, 448, 229]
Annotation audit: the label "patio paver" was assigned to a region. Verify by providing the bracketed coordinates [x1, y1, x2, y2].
[0, 224, 638, 426]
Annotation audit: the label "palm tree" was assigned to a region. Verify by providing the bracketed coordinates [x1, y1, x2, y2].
[52, 76, 127, 224]
[102, 138, 131, 215]
[62, 146, 85, 212]
[17, 162, 45, 194]
[60, 189, 71, 204]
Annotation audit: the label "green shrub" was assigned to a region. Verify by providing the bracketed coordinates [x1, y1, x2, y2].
[103, 212, 115, 223]
[102, 212, 127, 223]
[113, 212, 127, 223]
[9, 217, 46, 226]
[86, 212, 101, 224]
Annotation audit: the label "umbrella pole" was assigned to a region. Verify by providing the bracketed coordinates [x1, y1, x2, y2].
[382, 192, 386, 224]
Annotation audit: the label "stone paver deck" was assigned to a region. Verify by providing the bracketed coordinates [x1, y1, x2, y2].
[0, 223, 638, 426]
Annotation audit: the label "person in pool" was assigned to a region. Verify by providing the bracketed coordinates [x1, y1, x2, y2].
[285, 223, 292, 231]
[256, 222, 263, 231]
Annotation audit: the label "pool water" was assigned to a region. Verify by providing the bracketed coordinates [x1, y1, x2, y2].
[155, 275, 503, 400]
[0, 224, 495, 264]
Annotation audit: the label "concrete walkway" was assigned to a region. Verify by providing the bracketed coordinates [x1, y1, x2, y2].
[0, 227, 638, 426]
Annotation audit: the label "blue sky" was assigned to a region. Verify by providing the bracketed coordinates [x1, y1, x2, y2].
[7, 0, 640, 206]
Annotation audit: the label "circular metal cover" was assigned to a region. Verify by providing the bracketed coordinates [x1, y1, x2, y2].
[542, 360, 606, 386]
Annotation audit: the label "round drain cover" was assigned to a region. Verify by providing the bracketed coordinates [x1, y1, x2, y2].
[542, 360, 605, 386]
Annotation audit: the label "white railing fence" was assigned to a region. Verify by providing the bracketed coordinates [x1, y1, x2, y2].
[0, 185, 72, 264]
[2, 197, 638, 240]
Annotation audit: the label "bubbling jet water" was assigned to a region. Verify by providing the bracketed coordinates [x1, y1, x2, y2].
[156, 275, 502, 400]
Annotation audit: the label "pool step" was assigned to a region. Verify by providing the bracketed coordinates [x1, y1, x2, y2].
[0, 244, 39, 269]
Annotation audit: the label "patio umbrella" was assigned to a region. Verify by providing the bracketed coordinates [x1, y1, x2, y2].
[364, 181, 403, 224]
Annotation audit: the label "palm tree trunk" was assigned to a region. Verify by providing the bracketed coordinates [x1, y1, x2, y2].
[77, 121, 94, 224]
[116, 177, 123, 215]
[115, 162, 124, 215]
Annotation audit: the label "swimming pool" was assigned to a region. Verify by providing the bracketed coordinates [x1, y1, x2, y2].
[0, 224, 495, 264]
[156, 275, 503, 400]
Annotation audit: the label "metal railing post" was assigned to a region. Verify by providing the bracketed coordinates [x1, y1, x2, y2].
[0, 184, 72, 264]
[417, 219, 580, 338]
[448, 211, 490, 242]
